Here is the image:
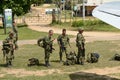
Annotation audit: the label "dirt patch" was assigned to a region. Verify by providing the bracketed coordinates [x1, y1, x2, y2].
[0, 68, 61, 77]
[81, 66, 120, 78]
[0, 66, 120, 78]
[28, 25, 120, 42]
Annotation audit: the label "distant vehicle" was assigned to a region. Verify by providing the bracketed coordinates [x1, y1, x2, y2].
[92, 1, 120, 29]
[45, 8, 60, 14]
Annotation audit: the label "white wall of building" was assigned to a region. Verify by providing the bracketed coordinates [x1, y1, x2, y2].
[86, 0, 120, 5]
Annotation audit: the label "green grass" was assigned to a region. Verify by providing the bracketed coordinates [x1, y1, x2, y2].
[51, 20, 120, 32]
[0, 41, 120, 70]
[0, 40, 120, 79]
[0, 24, 60, 40]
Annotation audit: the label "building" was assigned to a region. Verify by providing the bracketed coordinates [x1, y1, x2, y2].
[79, 0, 120, 16]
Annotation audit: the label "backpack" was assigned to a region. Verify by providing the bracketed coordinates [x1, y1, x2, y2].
[114, 54, 120, 61]
[37, 38, 45, 48]
[28, 58, 39, 66]
[87, 53, 100, 63]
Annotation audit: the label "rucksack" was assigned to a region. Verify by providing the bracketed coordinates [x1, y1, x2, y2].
[114, 54, 120, 61]
[28, 58, 39, 66]
[87, 53, 100, 63]
[37, 38, 45, 48]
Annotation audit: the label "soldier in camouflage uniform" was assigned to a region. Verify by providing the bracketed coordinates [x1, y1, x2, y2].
[38, 30, 54, 67]
[64, 51, 77, 65]
[76, 28, 85, 65]
[57, 29, 70, 63]
[13, 21, 18, 50]
[2, 32, 15, 66]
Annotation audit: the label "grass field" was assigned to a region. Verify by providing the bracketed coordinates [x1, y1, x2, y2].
[0, 24, 60, 40]
[50, 21, 120, 32]
[0, 40, 120, 80]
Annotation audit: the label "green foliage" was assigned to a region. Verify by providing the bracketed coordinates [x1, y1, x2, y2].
[0, 0, 31, 16]
[72, 20, 84, 27]
[31, 0, 45, 6]
[72, 20, 107, 27]
[0, 24, 60, 40]
[72, 20, 119, 31]
[45, 0, 52, 3]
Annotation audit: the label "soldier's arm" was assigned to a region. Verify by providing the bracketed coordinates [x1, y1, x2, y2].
[57, 35, 61, 46]
[67, 36, 71, 47]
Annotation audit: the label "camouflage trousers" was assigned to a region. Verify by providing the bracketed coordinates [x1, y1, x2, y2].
[59, 47, 68, 61]
[44, 49, 51, 62]
[77, 44, 85, 64]
[3, 49, 14, 65]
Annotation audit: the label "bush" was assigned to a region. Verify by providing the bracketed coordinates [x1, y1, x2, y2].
[72, 21, 84, 27]
[72, 20, 107, 27]
[72, 20, 119, 31]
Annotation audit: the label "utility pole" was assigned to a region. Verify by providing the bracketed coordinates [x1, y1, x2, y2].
[82, 0, 85, 24]
[64, 0, 66, 23]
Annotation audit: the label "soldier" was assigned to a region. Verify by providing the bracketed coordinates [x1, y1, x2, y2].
[64, 51, 77, 65]
[57, 29, 70, 63]
[76, 28, 85, 65]
[12, 21, 18, 50]
[38, 30, 54, 67]
[2, 32, 15, 66]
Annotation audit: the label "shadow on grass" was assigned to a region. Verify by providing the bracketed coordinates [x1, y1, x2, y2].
[51, 60, 60, 63]
[27, 63, 45, 67]
[69, 72, 119, 80]
[0, 64, 8, 67]
[38, 63, 46, 66]
[17, 24, 28, 28]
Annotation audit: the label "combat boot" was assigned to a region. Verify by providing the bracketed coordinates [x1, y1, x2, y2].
[60, 58, 63, 63]
[9, 61, 12, 66]
[81, 57, 85, 65]
[48, 61, 51, 66]
[76, 58, 80, 64]
[45, 61, 49, 67]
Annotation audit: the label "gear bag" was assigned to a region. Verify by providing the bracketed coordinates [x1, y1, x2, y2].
[87, 52, 100, 63]
[114, 54, 120, 61]
[28, 58, 39, 66]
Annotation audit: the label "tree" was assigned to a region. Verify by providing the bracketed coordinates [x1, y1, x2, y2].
[0, 0, 32, 19]
[31, 0, 45, 6]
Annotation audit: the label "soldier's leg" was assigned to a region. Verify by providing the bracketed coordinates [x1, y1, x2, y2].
[6, 50, 12, 66]
[47, 52, 51, 66]
[44, 50, 50, 67]
[77, 47, 81, 64]
[44, 50, 47, 66]
[59, 47, 63, 62]
[65, 47, 68, 59]
[11, 50, 14, 60]
[3, 50, 6, 62]
[81, 44, 85, 65]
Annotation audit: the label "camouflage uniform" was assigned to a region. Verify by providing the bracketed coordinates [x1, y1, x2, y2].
[57, 34, 70, 62]
[2, 34, 15, 66]
[38, 36, 54, 67]
[64, 51, 77, 65]
[76, 32, 85, 65]
[13, 24, 18, 49]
